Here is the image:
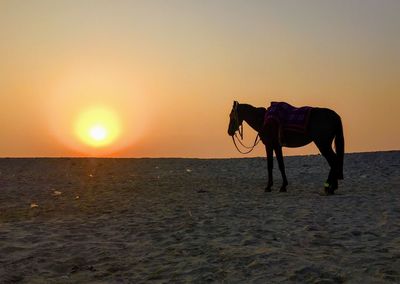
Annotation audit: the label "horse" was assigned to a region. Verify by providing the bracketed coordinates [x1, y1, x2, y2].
[227, 101, 344, 195]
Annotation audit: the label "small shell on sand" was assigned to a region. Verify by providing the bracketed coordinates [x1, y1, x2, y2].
[30, 203, 39, 208]
[52, 190, 62, 196]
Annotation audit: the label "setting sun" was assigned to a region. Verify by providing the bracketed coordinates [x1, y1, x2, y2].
[75, 107, 121, 148]
[89, 125, 107, 141]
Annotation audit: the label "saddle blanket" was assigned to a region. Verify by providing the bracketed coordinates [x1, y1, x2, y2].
[264, 102, 313, 133]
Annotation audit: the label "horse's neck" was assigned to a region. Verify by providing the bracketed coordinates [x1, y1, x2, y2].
[240, 104, 265, 133]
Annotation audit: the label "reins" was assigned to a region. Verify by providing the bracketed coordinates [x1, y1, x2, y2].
[232, 133, 260, 154]
[230, 102, 261, 154]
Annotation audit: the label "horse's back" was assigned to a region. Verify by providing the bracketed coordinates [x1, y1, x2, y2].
[309, 107, 341, 124]
[308, 108, 341, 142]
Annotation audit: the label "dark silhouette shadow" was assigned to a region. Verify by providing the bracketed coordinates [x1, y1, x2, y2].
[228, 101, 344, 195]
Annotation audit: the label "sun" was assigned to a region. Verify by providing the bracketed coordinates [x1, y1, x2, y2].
[75, 107, 121, 148]
[89, 125, 107, 141]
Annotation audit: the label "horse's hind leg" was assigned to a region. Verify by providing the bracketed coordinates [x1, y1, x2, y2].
[265, 145, 274, 192]
[316, 142, 338, 194]
[275, 146, 288, 192]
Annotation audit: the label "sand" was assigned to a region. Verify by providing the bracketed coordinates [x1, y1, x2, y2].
[0, 151, 399, 283]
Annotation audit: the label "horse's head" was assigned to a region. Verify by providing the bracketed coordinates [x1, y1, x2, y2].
[227, 101, 243, 136]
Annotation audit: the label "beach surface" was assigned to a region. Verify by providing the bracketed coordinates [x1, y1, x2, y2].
[0, 151, 399, 283]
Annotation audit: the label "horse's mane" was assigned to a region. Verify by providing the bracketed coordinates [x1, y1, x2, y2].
[239, 104, 267, 132]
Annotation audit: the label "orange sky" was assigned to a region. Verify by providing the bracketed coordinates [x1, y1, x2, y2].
[0, 0, 399, 158]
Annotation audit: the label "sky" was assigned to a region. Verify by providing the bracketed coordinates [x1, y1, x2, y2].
[0, 0, 399, 158]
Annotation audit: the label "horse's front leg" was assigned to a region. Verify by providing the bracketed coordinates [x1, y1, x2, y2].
[265, 145, 273, 192]
[275, 146, 288, 192]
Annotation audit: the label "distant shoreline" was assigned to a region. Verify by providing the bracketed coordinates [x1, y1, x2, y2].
[0, 150, 398, 160]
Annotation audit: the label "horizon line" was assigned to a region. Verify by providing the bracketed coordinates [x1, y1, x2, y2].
[0, 149, 398, 160]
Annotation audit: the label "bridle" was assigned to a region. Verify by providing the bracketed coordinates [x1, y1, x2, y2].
[230, 103, 261, 154]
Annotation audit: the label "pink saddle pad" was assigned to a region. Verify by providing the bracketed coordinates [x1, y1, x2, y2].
[264, 102, 312, 133]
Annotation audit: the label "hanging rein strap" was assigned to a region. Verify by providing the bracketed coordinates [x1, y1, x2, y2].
[232, 133, 261, 154]
[231, 101, 261, 154]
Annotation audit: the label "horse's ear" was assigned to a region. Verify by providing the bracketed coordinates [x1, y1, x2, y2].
[233, 101, 239, 107]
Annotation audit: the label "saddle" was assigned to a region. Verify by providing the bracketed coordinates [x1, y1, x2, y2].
[264, 102, 313, 145]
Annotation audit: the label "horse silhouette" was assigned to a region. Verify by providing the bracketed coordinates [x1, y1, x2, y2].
[228, 101, 344, 195]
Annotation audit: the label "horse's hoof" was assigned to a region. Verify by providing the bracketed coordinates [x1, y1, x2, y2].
[324, 183, 335, 195]
[324, 181, 338, 190]
[265, 187, 272, 192]
[279, 187, 287, 192]
[324, 189, 335, 195]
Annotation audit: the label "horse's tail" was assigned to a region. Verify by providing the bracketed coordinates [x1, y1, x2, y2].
[335, 115, 344, 179]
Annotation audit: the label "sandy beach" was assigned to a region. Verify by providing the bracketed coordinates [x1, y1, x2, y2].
[0, 151, 399, 283]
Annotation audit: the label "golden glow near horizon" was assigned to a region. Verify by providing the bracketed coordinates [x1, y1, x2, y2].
[43, 64, 150, 156]
[75, 107, 121, 148]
